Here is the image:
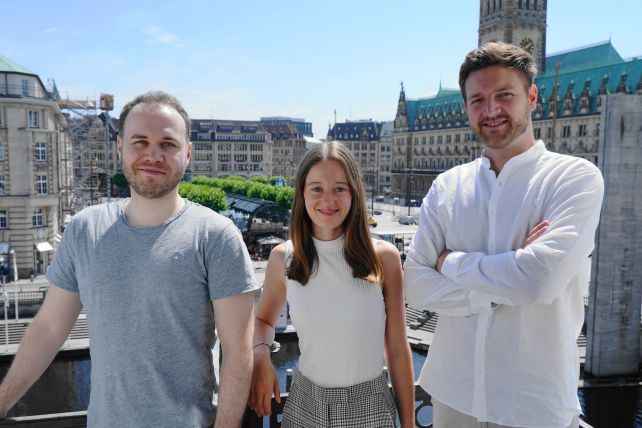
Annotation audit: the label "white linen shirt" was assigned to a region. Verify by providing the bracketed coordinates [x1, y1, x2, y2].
[404, 141, 604, 428]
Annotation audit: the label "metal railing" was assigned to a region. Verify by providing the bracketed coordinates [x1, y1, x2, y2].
[0, 383, 598, 428]
[0, 384, 433, 428]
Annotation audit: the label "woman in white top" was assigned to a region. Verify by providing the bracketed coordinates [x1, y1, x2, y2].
[249, 142, 414, 427]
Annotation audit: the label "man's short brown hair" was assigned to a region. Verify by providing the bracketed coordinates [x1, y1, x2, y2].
[459, 42, 538, 100]
[119, 91, 191, 140]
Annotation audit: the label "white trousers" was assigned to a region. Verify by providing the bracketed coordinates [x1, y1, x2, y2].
[432, 399, 580, 428]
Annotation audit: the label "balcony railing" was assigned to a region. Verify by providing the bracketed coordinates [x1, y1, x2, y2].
[0, 382, 595, 427]
[0, 384, 433, 428]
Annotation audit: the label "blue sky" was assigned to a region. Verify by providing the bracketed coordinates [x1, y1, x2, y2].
[2, 1, 641, 138]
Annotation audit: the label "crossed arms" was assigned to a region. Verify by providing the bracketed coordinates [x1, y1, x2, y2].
[404, 165, 604, 316]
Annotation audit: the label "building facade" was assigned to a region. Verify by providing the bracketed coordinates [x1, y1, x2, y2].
[261, 123, 307, 181]
[0, 55, 72, 277]
[391, 1, 642, 201]
[478, 0, 547, 72]
[327, 120, 392, 196]
[189, 120, 273, 179]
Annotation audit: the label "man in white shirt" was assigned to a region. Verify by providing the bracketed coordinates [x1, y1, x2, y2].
[404, 42, 604, 428]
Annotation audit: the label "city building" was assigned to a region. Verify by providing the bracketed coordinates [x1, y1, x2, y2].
[391, 0, 642, 201]
[327, 120, 392, 196]
[190, 119, 273, 179]
[261, 122, 307, 181]
[260, 116, 313, 137]
[0, 55, 73, 277]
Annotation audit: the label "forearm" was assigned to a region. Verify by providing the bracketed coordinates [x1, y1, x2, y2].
[215, 346, 253, 428]
[0, 316, 72, 414]
[440, 166, 603, 305]
[404, 252, 493, 316]
[386, 345, 415, 428]
[253, 318, 275, 349]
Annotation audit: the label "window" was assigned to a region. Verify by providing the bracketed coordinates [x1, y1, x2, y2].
[28, 111, 40, 128]
[0, 176, 4, 195]
[22, 80, 29, 97]
[0, 143, 4, 161]
[35, 175, 47, 195]
[0, 211, 6, 229]
[32, 208, 44, 227]
[34, 142, 47, 161]
[562, 125, 571, 138]
[0, 108, 4, 127]
[578, 124, 587, 137]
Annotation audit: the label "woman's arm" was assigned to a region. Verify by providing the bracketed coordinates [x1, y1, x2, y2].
[248, 243, 288, 417]
[378, 241, 415, 428]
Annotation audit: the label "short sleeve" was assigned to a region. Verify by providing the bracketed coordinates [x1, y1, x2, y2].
[46, 219, 80, 293]
[206, 223, 259, 300]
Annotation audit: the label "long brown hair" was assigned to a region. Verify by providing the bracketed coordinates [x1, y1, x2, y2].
[286, 142, 382, 285]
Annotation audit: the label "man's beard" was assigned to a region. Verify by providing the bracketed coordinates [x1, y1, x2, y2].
[472, 108, 530, 150]
[123, 161, 185, 199]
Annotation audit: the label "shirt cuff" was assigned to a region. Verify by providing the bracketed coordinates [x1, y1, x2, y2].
[440, 250, 465, 282]
[441, 251, 494, 314]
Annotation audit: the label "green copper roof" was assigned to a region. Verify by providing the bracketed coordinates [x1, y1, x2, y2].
[0, 55, 35, 74]
[402, 41, 642, 131]
[535, 57, 642, 117]
[543, 41, 623, 76]
[435, 87, 461, 97]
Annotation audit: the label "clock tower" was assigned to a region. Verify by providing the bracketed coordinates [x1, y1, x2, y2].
[478, 0, 547, 73]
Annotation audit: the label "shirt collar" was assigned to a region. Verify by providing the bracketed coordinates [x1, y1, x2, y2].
[480, 140, 546, 174]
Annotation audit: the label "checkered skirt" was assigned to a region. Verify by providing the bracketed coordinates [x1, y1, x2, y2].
[281, 371, 397, 428]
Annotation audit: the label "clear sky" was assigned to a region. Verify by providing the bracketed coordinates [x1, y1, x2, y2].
[2, 0, 640, 138]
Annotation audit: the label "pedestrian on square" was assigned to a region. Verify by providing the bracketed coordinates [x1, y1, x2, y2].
[249, 142, 414, 427]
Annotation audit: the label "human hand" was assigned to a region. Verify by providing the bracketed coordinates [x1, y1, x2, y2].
[436, 249, 452, 273]
[521, 220, 550, 249]
[248, 351, 280, 417]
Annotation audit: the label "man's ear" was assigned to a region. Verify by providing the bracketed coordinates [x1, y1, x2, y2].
[528, 84, 538, 111]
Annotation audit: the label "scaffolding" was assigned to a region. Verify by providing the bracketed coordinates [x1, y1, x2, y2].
[57, 93, 117, 213]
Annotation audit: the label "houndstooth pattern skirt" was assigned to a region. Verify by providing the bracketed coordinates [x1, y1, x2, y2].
[281, 371, 397, 428]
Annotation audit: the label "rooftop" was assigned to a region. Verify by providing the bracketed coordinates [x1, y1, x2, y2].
[0, 55, 34, 75]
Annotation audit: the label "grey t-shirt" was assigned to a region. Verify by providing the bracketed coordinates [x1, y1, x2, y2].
[46, 200, 258, 427]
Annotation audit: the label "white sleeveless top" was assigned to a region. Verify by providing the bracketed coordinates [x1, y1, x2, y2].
[285, 235, 386, 387]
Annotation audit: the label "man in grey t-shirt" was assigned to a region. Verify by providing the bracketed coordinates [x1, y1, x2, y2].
[0, 91, 258, 427]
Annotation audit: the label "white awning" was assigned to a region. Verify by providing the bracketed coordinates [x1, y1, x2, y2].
[35, 242, 53, 252]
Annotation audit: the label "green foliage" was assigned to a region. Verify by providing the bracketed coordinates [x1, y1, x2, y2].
[112, 172, 129, 188]
[275, 187, 294, 208]
[189, 175, 294, 209]
[269, 176, 287, 186]
[250, 175, 268, 184]
[179, 182, 228, 212]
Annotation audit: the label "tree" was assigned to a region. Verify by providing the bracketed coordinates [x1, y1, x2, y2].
[179, 183, 228, 212]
